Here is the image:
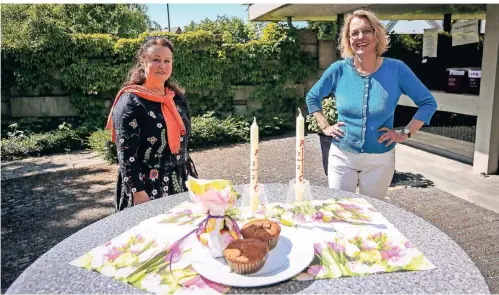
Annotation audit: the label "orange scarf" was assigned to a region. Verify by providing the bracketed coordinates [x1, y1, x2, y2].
[106, 85, 186, 154]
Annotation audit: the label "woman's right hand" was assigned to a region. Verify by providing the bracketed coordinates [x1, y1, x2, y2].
[323, 122, 345, 140]
[133, 191, 150, 205]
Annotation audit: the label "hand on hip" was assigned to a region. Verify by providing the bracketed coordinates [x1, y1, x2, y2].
[323, 122, 345, 140]
[378, 127, 408, 147]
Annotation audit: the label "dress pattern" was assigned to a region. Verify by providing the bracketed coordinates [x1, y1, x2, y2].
[112, 92, 197, 211]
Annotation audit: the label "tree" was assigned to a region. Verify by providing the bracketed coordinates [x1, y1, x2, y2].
[150, 21, 163, 32]
[61, 4, 150, 37]
[183, 16, 253, 43]
[1, 4, 152, 48]
[248, 21, 272, 40]
[307, 21, 337, 40]
[1, 4, 67, 48]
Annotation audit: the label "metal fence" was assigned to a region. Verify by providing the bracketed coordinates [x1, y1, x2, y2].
[394, 106, 477, 143]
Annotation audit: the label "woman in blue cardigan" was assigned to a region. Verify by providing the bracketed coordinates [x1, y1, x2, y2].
[306, 9, 437, 198]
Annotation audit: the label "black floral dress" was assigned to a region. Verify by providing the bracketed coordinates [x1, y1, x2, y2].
[112, 92, 198, 211]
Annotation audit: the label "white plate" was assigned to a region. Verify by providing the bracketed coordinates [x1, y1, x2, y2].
[190, 226, 314, 287]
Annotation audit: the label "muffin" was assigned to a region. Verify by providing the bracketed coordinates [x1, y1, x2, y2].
[223, 238, 269, 274]
[241, 219, 281, 250]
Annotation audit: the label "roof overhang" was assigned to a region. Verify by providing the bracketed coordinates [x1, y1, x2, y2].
[249, 4, 487, 21]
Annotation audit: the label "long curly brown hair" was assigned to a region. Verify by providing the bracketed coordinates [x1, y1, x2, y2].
[122, 36, 185, 96]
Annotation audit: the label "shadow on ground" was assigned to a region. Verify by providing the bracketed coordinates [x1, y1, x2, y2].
[1, 150, 104, 181]
[390, 170, 435, 188]
[1, 165, 116, 293]
[1, 161, 67, 180]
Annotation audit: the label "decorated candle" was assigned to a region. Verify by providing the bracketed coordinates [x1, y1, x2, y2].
[296, 109, 305, 201]
[250, 117, 259, 211]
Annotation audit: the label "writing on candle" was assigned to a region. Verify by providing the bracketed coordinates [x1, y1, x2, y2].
[296, 140, 304, 182]
[251, 148, 259, 192]
[296, 109, 305, 201]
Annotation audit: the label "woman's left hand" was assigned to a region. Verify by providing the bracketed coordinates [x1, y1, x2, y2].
[378, 127, 408, 147]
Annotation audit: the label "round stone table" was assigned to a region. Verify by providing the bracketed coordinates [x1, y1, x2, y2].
[6, 184, 490, 294]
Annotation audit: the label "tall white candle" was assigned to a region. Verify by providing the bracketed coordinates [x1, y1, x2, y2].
[250, 117, 259, 211]
[296, 108, 305, 201]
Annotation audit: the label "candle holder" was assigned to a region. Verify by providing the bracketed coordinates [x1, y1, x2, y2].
[240, 183, 268, 216]
[286, 179, 313, 204]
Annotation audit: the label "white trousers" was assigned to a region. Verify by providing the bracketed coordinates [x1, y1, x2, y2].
[328, 144, 395, 198]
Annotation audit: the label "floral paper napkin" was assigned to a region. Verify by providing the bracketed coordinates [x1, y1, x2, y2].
[71, 198, 435, 294]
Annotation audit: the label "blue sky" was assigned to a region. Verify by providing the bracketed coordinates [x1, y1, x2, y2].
[146, 4, 248, 29]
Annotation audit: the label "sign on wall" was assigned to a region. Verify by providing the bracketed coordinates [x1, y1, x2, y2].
[422, 28, 439, 58]
[452, 20, 479, 47]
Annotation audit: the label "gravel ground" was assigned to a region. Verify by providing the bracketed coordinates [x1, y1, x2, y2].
[1, 150, 106, 180]
[2, 134, 498, 293]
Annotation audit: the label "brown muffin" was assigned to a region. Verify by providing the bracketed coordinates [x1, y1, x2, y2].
[223, 238, 269, 274]
[241, 219, 281, 250]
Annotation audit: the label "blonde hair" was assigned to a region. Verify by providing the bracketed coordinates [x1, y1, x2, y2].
[338, 9, 390, 59]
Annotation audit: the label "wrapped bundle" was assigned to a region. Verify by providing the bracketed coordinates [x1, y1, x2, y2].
[185, 177, 241, 258]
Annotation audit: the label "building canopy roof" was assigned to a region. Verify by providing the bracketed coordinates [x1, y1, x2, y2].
[249, 4, 487, 21]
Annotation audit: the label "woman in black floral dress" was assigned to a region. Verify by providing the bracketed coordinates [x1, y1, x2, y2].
[106, 36, 198, 211]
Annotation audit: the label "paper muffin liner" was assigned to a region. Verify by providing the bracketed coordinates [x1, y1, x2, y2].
[226, 255, 267, 274]
[265, 235, 279, 250]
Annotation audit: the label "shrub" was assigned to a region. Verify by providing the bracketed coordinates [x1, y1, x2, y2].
[87, 129, 117, 164]
[88, 112, 295, 163]
[306, 96, 337, 134]
[1, 123, 87, 161]
[189, 112, 249, 148]
[244, 113, 294, 137]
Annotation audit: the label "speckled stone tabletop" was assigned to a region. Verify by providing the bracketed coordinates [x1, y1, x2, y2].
[6, 184, 490, 294]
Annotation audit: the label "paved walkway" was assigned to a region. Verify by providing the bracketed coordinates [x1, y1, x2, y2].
[396, 142, 499, 214]
[1, 134, 498, 293]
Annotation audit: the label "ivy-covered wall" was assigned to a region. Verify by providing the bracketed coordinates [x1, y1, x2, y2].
[1, 24, 315, 128]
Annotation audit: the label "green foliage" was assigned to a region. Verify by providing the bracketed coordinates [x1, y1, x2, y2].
[183, 16, 253, 43]
[251, 114, 294, 136]
[1, 4, 66, 49]
[1, 123, 88, 161]
[249, 84, 301, 114]
[2, 14, 314, 160]
[1, 4, 151, 48]
[60, 4, 150, 38]
[385, 33, 423, 65]
[307, 21, 337, 40]
[186, 90, 234, 117]
[3, 21, 315, 127]
[189, 112, 250, 148]
[261, 22, 287, 42]
[190, 112, 294, 148]
[88, 129, 118, 163]
[88, 112, 294, 163]
[306, 96, 337, 134]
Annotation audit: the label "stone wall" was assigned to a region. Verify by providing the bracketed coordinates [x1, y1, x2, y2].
[9, 96, 78, 118]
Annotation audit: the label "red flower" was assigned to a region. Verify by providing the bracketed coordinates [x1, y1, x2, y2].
[149, 169, 159, 181]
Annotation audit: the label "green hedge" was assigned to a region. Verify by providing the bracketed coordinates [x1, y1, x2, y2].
[86, 112, 294, 164]
[1, 124, 88, 161]
[2, 25, 315, 129]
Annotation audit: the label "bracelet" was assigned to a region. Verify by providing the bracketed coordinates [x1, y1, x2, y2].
[321, 125, 329, 131]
